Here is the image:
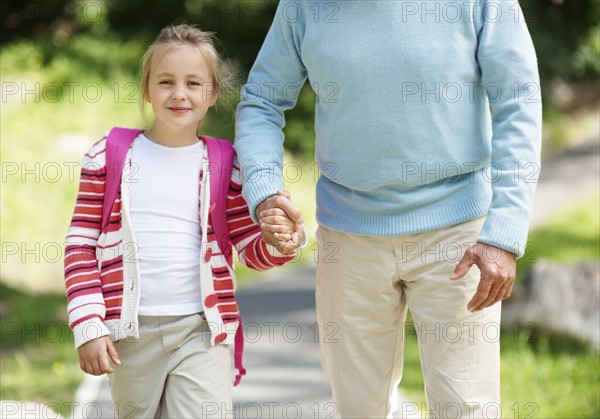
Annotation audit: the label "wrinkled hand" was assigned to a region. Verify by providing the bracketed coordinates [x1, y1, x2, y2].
[77, 335, 121, 375]
[450, 242, 517, 312]
[257, 190, 304, 254]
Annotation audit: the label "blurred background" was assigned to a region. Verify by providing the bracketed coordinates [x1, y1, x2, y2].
[1, 0, 598, 417]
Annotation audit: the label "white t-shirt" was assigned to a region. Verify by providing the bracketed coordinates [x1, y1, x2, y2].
[129, 134, 205, 316]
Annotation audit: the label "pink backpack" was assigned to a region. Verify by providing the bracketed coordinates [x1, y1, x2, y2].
[102, 127, 246, 385]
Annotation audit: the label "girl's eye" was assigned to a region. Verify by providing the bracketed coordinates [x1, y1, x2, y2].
[188, 81, 201, 86]
[159, 80, 173, 85]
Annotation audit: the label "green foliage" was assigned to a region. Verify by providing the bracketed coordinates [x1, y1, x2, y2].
[0, 283, 82, 406]
[1, 35, 145, 85]
[574, 25, 600, 77]
[518, 194, 600, 275]
[522, 0, 600, 83]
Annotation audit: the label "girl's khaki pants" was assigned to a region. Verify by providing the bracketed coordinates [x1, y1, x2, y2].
[108, 314, 232, 418]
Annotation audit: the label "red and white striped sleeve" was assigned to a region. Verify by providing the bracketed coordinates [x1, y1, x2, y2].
[64, 138, 111, 347]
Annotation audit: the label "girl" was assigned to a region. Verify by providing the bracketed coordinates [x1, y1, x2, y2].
[64, 24, 303, 418]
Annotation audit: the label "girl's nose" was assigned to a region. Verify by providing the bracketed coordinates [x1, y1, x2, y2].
[171, 85, 187, 100]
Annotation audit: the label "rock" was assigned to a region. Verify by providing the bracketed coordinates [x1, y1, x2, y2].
[502, 260, 600, 349]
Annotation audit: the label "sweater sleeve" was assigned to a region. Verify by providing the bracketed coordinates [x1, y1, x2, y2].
[64, 139, 111, 348]
[227, 155, 298, 270]
[474, 0, 542, 258]
[234, 0, 308, 223]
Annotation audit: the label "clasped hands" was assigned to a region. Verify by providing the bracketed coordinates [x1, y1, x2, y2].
[256, 190, 305, 255]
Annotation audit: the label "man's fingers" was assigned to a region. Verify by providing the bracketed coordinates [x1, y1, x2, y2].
[260, 215, 295, 228]
[470, 278, 503, 311]
[450, 251, 475, 280]
[257, 194, 304, 224]
[277, 190, 291, 199]
[274, 232, 293, 241]
[467, 278, 493, 312]
[260, 208, 291, 218]
[502, 280, 514, 300]
[272, 195, 304, 224]
[261, 222, 294, 234]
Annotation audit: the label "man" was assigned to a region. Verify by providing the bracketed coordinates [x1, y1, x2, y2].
[235, 1, 541, 417]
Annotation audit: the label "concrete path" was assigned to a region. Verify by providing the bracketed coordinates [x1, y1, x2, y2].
[530, 135, 599, 228]
[231, 266, 334, 418]
[75, 135, 599, 418]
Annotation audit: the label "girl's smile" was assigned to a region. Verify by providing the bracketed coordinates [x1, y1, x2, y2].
[168, 106, 191, 113]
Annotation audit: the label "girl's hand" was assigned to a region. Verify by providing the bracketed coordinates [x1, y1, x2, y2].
[77, 335, 121, 375]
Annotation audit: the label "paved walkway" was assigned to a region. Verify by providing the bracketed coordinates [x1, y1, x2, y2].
[529, 136, 599, 228]
[75, 136, 599, 418]
[231, 266, 335, 418]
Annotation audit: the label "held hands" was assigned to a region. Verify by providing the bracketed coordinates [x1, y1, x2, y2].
[77, 335, 121, 376]
[451, 242, 517, 312]
[257, 190, 305, 255]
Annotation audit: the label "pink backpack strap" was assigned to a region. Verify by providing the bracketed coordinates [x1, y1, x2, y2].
[233, 317, 247, 386]
[201, 136, 235, 265]
[102, 127, 143, 233]
[201, 136, 246, 385]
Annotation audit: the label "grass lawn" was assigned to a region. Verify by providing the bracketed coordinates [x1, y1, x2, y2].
[0, 283, 82, 411]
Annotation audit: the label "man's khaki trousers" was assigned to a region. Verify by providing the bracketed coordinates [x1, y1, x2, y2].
[316, 217, 501, 418]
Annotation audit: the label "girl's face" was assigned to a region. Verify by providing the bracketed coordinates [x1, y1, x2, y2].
[147, 44, 217, 136]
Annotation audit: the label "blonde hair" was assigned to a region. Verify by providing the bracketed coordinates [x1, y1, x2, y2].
[139, 24, 233, 126]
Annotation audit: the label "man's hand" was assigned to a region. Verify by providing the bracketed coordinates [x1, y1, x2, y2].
[77, 335, 121, 375]
[450, 242, 517, 312]
[256, 190, 304, 254]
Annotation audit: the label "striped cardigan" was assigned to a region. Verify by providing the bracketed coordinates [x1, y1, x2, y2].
[64, 135, 295, 349]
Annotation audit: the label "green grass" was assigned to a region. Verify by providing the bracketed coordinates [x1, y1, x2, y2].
[519, 194, 600, 268]
[0, 283, 82, 408]
[500, 326, 599, 418]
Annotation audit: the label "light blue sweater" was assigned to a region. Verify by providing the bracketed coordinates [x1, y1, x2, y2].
[235, 0, 542, 257]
